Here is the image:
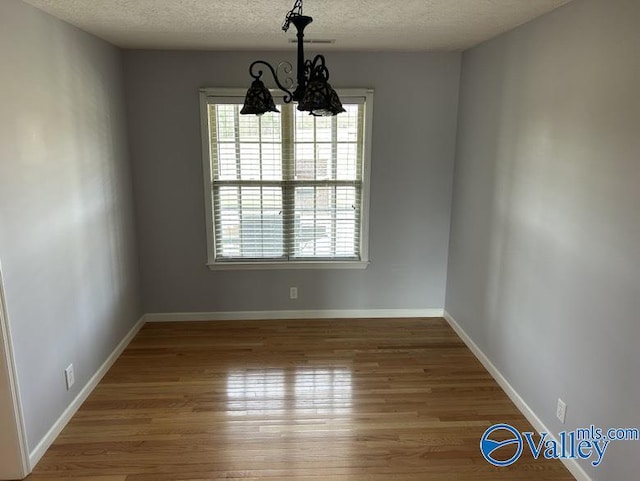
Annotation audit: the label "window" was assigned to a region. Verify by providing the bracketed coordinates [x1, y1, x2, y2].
[200, 88, 373, 269]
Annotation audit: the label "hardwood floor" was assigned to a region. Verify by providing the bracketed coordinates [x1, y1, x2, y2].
[26, 318, 573, 480]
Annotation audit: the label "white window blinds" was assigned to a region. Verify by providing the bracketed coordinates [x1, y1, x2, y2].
[201, 89, 372, 268]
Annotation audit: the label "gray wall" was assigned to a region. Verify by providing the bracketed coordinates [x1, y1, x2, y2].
[446, 0, 639, 479]
[0, 0, 141, 452]
[124, 51, 461, 313]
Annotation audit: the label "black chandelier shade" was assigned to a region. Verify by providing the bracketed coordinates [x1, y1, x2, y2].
[241, 0, 345, 117]
[298, 77, 345, 116]
[240, 79, 279, 116]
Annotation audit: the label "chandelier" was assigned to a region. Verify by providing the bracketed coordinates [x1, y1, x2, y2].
[240, 0, 345, 117]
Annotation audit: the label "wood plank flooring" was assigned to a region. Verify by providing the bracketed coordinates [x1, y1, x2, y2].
[26, 318, 574, 480]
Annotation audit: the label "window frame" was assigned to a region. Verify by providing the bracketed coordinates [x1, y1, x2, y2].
[199, 87, 373, 270]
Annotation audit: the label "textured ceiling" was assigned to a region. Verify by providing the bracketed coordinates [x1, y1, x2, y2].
[23, 0, 572, 51]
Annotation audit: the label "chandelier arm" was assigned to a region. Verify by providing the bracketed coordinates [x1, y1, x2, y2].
[308, 55, 330, 81]
[276, 62, 295, 90]
[248, 60, 294, 103]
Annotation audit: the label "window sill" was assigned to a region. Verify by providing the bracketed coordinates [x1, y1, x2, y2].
[207, 260, 370, 271]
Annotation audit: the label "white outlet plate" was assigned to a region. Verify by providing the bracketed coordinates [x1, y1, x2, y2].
[65, 364, 75, 390]
[289, 287, 298, 300]
[556, 398, 567, 424]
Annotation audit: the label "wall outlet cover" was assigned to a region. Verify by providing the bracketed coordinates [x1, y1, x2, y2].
[64, 364, 75, 390]
[556, 398, 567, 424]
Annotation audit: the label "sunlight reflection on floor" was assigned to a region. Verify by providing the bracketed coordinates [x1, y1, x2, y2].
[225, 367, 353, 416]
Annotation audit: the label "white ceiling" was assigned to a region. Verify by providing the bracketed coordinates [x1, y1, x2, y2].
[23, 0, 572, 52]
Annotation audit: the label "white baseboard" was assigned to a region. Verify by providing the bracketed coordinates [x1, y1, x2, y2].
[28, 315, 146, 470]
[442, 311, 591, 481]
[143, 308, 444, 323]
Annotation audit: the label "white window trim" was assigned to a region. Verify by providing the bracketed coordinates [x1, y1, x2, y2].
[199, 87, 374, 270]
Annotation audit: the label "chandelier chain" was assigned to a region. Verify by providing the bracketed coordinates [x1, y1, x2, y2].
[282, 0, 304, 32]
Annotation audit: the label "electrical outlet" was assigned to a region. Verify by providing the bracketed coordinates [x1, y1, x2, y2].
[289, 287, 298, 300]
[65, 364, 75, 390]
[556, 398, 567, 424]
